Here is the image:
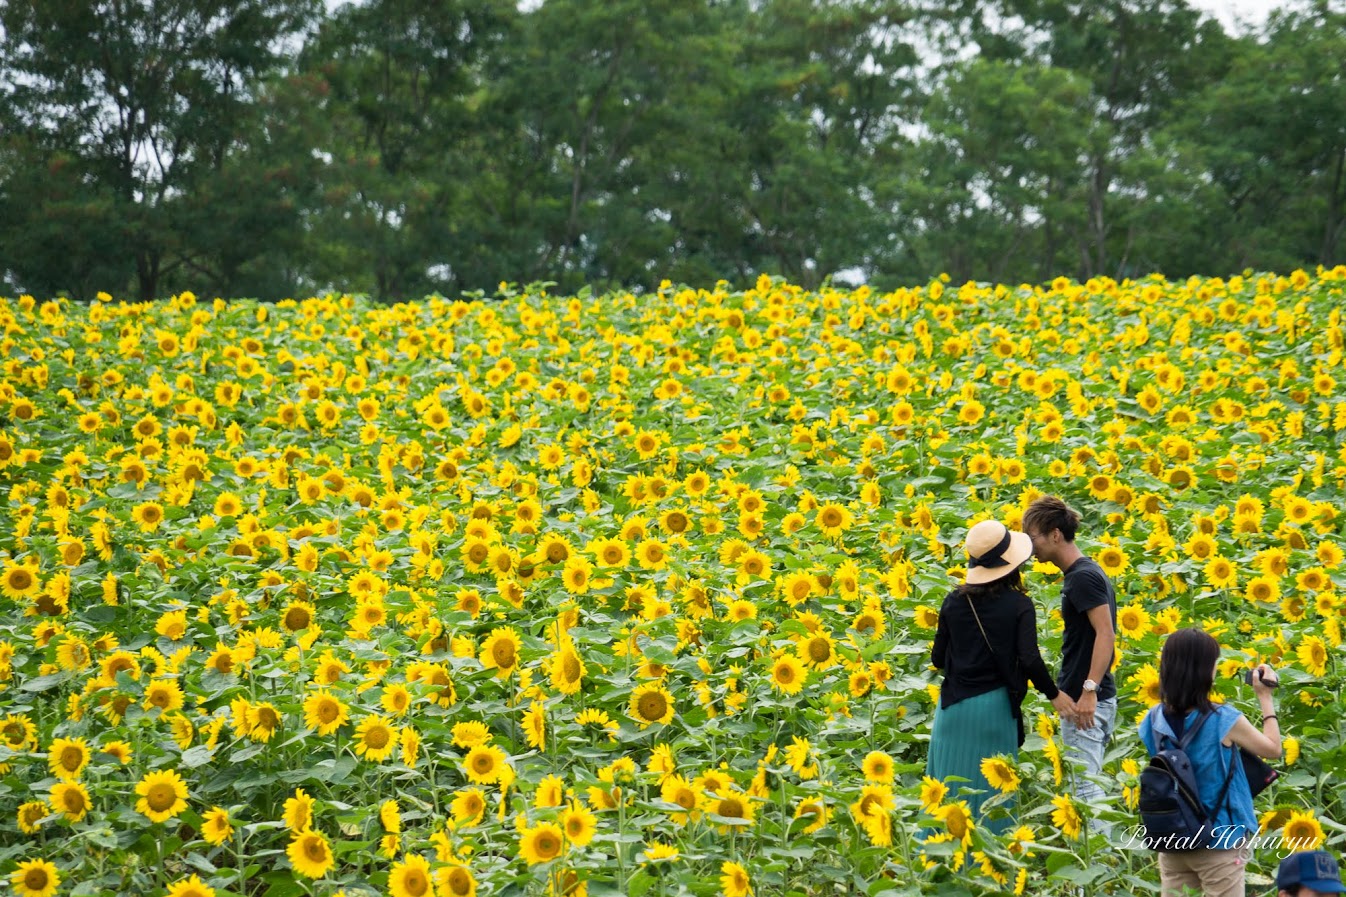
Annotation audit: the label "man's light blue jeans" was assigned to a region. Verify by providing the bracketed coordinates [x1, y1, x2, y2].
[1061, 695, 1117, 832]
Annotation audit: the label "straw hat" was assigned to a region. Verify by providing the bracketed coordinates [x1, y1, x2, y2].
[963, 520, 1032, 585]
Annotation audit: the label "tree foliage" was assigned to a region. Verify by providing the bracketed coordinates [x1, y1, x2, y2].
[1, 0, 1342, 300]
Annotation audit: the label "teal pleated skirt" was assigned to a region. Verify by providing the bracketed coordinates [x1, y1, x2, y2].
[926, 687, 1019, 835]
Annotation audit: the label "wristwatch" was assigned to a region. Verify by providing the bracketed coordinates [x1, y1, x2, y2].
[1082, 679, 1098, 693]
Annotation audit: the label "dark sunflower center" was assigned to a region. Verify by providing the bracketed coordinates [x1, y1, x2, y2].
[147, 783, 175, 810]
[638, 692, 667, 720]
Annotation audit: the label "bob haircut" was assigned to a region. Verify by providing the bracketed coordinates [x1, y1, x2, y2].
[957, 565, 1025, 601]
[1158, 627, 1220, 715]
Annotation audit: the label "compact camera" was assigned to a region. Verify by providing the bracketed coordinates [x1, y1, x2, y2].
[1245, 667, 1279, 689]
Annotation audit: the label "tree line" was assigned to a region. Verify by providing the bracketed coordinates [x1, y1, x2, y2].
[1, 0, 1343, 302]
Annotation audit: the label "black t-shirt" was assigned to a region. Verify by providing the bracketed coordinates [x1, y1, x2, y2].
[1058, 556, 1117, 701]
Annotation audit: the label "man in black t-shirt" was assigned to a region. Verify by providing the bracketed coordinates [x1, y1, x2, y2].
[1024, 495, 1118, 824]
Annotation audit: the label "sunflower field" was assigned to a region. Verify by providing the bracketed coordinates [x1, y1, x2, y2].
[1, 271, 1345, 897]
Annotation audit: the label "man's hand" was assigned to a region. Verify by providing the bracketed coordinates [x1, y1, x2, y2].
[1051, 692, 1076, 719]
[1073, 689, 1098, 730]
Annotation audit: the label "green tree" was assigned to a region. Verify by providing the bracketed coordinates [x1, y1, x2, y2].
[0, 0, 317, 300]
[291, 0, 519, 300]
[883, 60, 1099, 283]
[1164, 1, 1346, 272]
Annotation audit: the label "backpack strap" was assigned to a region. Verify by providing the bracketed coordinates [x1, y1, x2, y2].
[1154, 706, 1213, 752]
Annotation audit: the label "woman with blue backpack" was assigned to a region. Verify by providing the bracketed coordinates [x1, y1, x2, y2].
[1139, 627, 1283, 897]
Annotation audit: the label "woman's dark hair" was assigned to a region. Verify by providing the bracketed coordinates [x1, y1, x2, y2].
[957, 566, 1024, 600]
[1159, 628, 1220, 714]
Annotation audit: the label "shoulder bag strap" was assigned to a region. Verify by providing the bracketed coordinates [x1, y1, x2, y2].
[965, 594, 1018, 688]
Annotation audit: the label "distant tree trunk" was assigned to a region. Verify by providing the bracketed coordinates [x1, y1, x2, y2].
[1323, 146, 1345, 264]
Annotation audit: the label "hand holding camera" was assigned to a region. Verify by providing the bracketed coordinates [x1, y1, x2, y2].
[1245, 664, 1279, 691]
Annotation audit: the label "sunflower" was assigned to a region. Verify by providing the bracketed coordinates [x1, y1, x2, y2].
[1282, 809, 1326, 851]
[244, 700, 281, 738]
[1050, 793, 1082, 839]
[536, 775, 565, 808]
[1297, 567, 1330, 592]
[919, 775, 948, 812]
[635, 538, 669, 570]
[1204, 556, 1238, 590]
[737, 549, 771, 581]
[1297, 635, 1328, 677]
[862, 750, 895, 784]
[49, 781, 92, 822]
[640, 842, 680, 863]
[287, 829, 335, 879]
[659, 775, 701, 825]
[720, 860, 753, 897]
[376, 683, 411, 717]
[165, 875, 215, 897]
[450, 788, 487, 827]
[814, 502, 853, 539]
[559, 802, 598, 847]
[777, 571, 814, 607]
[549, 646, 586, 695]
[16, 801, 48, 835]
[303, 691, 349, 736]
[1183, 533, 1218, 561]
[131, 501, 165, 531]
[980, 756, 1021, 793]
[519, 822, 566, 866]
[463, 744, 509, 785]
[284, 788, 314, 832]
[852, 604, 885, 639]
[792, 797, 830, 834]
[770, 654, 807, 695]
[135, 769, 189, 823]
[560, 557, 591, 594]
[628, 683, 675, 729]
[354, 715, 400, 762]
[479, 627, 522, 678]
[683, 470, 711, 496]
[451, 721, 492, 749]
[436, 864, 477, 897]
[1, 560, 40, 600]
[1128, 664, 1161, 706]
[47, 737, 91, 781]
[1117, 603, 1151, 639]
[10, 860, 60, 897]
[280, 601, 315, 633]
[54, 636, 91, 671]
[590, 537, 630, 568]
[1096, 545, 1128, 577]
[388, 854, 434, 897]
[202, 807, 233, 845]
[522, 701, 546, 750]
[798, 632, 835, 668]
[143, 678, 185, 713]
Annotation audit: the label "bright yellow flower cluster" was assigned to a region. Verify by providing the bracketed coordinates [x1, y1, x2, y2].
[0, 270, 1343, 893]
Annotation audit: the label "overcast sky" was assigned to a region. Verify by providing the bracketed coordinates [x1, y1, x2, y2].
[1187, 0, 1293, 29]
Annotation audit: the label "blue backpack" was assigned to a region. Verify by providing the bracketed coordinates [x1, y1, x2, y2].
[1138, 707, 1237, 851]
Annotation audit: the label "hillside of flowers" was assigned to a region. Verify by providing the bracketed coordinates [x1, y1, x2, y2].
[1, 271, 1344, 897]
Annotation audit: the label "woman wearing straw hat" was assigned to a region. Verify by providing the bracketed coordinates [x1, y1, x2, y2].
[927, 519, 1075, 833]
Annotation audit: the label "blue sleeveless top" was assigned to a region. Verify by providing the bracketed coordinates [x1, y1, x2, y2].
[1140, 703, 1257, 848]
